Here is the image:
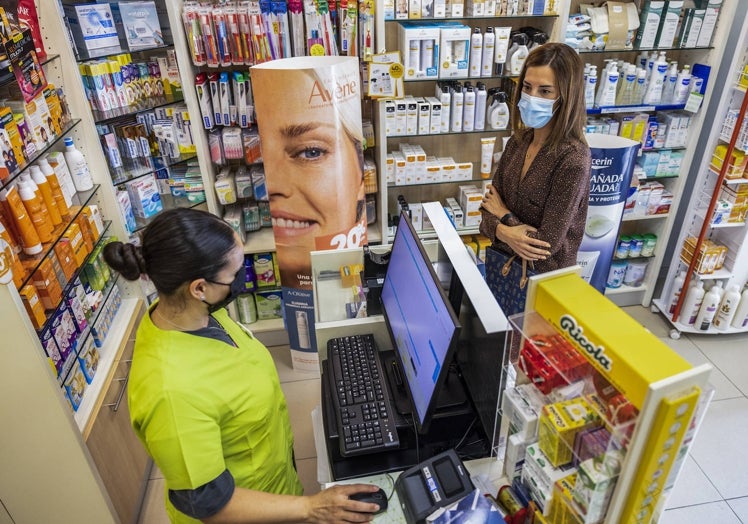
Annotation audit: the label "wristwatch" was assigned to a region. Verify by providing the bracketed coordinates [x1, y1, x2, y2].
[500, 212, 515, 225]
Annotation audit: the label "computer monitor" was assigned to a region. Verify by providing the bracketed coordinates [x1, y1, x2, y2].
[380, 211, 461, 434]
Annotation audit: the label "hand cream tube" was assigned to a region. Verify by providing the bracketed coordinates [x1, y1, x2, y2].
[480, 136, 496, 179]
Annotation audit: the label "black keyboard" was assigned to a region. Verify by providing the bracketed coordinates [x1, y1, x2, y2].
[327, 334, 400, 456]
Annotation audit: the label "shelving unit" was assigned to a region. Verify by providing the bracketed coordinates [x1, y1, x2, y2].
[568, 0, 738, 308]
[653, 1, 748, 338]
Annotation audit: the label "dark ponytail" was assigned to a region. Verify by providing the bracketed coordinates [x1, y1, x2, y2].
[103, 208, 237, 296]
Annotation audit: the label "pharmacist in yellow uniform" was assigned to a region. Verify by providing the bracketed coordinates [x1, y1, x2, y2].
[104, 208, 381, 523]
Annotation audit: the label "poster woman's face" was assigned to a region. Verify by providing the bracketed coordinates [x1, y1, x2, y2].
[254, 70, 365, 287]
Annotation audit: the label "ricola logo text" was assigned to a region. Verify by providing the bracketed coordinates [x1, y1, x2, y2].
[559, 314, 612, 372]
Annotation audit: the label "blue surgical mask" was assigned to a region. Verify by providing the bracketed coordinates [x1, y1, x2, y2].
[518, 92, 558, 129]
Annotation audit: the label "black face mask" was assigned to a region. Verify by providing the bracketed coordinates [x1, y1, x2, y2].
[203, 266, 247, 313]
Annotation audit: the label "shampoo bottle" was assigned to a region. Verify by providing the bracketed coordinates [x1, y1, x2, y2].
[38, 158, 71, 215]
[635, 68, 648, 105]
[63, 137, 94, 191]
[667, 270, 686, 316]
[29, 165, 62, 226]
[661, 61, 679, 104]
[695, 284, 721, 331]
[481, 28, 495, 78]
[673, 65, 692, 105]
[681, 279, 705, 325]
[714, 285, 742, 330]
[598, 64, 619, 107]
[731, 287, 748, 329]
[474, 82, 487, 131]
[616, 64, 637, 106]
[585, 65, 597, 109]
[643, 52, 668, 105]
[469, 28, 483, 78]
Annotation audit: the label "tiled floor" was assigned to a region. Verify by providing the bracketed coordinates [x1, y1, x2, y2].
[137, 305, 748, 523]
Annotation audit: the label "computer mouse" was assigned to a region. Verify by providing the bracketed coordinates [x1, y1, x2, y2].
[349, 487, 388, 514]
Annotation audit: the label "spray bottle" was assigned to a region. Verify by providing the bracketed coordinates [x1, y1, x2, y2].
[462, 83, 476, 131]
[487, 90, 509, 130]
[474, 82, 487, 131]
[469, 28, 483, 78]
[481, 28, 495, 78]
[450, 84, 464, 132]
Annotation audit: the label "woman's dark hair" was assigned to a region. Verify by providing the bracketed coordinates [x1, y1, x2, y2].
[104, 208, 237, 296]
[511, 42, 587, 150]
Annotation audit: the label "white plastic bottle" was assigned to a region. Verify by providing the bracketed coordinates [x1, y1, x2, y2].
[438, 85, 451, 134]
[598, 64, 619, 107]
[667, 271, 686, 316]
[731, 287, 748, 329]
[63, 137, 94, 191]
[462, 84, 476, 132]
[695, 284, 721, 331]
[644, 52, 668, 105]
[29, 165, 62, 226]
[673, 65, 692, 105]
[469, 28, 483, 78]
[681, 279, 705, 326]
[585, 65, 597, 109]
[481, 28, 495, 78]
[616, 64, 637, 106]
[510, 34, 529, 75]
[450, 85, 464, 132]
[714, 285, 742, 330]
[38, 158, 72, 213]
[661, 61, 679, 104]
[488, 91, 510, 130]
[634, 68, 648, 105]
[505, 35, 520, 73]
[474, 83, 487, 131]
[711, 280, 725, 301]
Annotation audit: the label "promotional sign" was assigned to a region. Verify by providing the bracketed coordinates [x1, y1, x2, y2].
[577, 134, 640, 293]
[252, 56, 368, 371]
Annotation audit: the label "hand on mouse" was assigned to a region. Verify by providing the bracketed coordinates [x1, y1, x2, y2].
[303, 484, 383, 523]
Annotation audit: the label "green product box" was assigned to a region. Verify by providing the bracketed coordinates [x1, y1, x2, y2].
[254, 290, 283, 320]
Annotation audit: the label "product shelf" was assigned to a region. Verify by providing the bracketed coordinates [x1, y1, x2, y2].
[707, 167, 748, 184]
[622, 213, 669, 222]
[91, 93, 185, 125]
[74, 296, 140, 436]
[16, 185, 101, 290]
[652, 298, 748, 337]
[130, 192, 206, 234]
[388, 177, 489, 188]
[108, 152, 198, 186]
[0, 119, 82, 191]
[604, 283, 649, 296]
[587, 103, 687, 115]
[386, 128, 509, 138]
[74, 43, 175, 63]
[578, 45, 713, 54]
[387, 225, 480, 243]
[0, 54, 60, 90]
[384, 14, 559, 23]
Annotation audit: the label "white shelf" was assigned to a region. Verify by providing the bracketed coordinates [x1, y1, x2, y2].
[241, 317, 285, 333]
[604, 284, 649, 296]
[622, 213, 669, 222]
[74, 298, 140, 434]
[653, 298, 748, 335]
[694, 267, 733, 279]
[708, 167, 748, 184]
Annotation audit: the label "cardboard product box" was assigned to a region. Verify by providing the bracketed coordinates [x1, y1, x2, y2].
[32, 257, 63, 310]
[50, 301, 79, 363]
[20, 284, 47, 330]
[572, 450, 625, 523]
[64, 360, 88, 411]
[62, 222, 90, 267]
[253, 252, 277, 288]
[695, 0, 722, 47]
[438, 23, 471, 79]
[126, 175, 163, 219]
[114, 1, 163, 50]
[63, 3, 123, 54]
[655, 1, 684, 48]
[538, 397, 600, 468]
[398, 22, 440, 80]
[254, 290, 283, 320]
[634, 1, 665, 49]
[0, 107, 28, 172]
[40, 325, 64, 377]
[77, 337, 100, 384]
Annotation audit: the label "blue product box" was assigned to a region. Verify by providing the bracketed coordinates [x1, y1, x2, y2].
[77, 337, 100, 384]
[115, 1, 164, 50]
[41, 326, 64, 378]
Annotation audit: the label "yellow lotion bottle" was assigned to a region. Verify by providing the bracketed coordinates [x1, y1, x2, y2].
[30, 165, 62, 226]
[0, 187, 42, 255]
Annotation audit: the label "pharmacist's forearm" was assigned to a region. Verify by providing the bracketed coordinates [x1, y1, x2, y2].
[203, 488, 309, 524]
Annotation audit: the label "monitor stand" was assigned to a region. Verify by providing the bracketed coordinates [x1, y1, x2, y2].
[380, 350, 472, 421]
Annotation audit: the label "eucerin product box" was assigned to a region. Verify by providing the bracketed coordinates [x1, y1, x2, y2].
[63, 3, 122, 52]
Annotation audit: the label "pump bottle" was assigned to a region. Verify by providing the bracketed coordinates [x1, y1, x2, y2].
[661, 61, 679, 104]
[37, 159, 71, 215]
[681, 279, 705, 325]
[695, 284, 721, 331]
[488, 91, 509, 130]
[63, 137, 94, 191]
[616, 64, 637, 106]
[643, 52, 668, 105]
[585, 65, 597, 109]
[667, 271, 686, 316]
[509, 34, 528, 75]
[714, 285, 742, 330]
[673, 65, 692, 105]
[469, 28, 483, 78]
[598, 64, 619, 107]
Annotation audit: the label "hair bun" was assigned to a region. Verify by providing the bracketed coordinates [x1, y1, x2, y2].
[103, 241, 146, 281]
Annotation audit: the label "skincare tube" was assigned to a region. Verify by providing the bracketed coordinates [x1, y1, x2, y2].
[480, 136, 496, 178]
[493, 27, 511, 75]
[409, 39, 421, 72]
[0, 187, 42, 255]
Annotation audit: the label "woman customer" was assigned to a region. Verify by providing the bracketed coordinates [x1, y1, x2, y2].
[104, 208, 381, 523]
[480, 42, 591, 273]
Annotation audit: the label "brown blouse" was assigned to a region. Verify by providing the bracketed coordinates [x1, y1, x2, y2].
[479, 129, 591, 273]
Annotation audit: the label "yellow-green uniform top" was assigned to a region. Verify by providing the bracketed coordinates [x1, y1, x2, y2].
[128, 304, 303, 523]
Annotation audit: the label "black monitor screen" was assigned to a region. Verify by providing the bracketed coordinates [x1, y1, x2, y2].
[381, 212, 460, 434]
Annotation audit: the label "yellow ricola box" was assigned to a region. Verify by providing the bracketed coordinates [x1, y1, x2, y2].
[549, 474, 582, 524]
[538, 397, 599, 468]
[533, 273, 692, 410]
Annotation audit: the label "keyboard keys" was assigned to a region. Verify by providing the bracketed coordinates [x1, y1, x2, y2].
[327, 334, 400, 456]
